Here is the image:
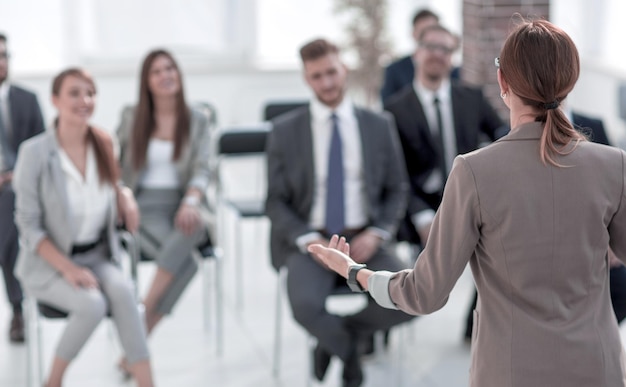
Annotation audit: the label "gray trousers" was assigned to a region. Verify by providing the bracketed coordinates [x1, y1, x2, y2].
[29, 244, 149, 364]
[136, 188, 206, 315]
[286, 242, 414, 361]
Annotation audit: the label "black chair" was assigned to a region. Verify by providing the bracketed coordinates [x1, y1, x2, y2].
[263, 101, 308, 121]
[214, 123, 271, 310]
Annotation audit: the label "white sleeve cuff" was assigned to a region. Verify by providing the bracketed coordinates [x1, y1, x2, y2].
[296, 232, 324, 254]
[412, 209, 436, 230]
[367, 271, 398, 310]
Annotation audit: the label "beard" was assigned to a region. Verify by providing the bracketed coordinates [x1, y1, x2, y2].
[316, 87, 345, 107]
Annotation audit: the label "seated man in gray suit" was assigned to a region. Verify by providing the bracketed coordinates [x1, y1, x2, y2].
[266, 38, 414, 387]
[0, 33, 45, 342]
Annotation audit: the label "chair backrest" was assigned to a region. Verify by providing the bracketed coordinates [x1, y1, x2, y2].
[263, 101, 308, 121]
[213, 123, 271, 213]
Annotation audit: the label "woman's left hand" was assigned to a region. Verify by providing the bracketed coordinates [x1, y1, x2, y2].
[175, 203, 202, 236]
[117, 186, 140, 233]
[307, 235, 356, 278]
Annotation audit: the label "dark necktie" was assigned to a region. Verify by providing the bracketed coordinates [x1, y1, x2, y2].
[433, 97, 447, 179]
[0, 99, 16, 171]
[325, 113, 345, 235]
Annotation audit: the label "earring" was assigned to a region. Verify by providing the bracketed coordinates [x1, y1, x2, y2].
[500, 92, 507, 99]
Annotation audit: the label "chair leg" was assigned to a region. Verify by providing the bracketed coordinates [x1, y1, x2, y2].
[235, 215, 244, 311]
[202, 255, 212, 334]
[26, 296, 44, 387]
[215, 250, 224, 356]
[272, 268, 285, 377]
[306, 335, 314, 387]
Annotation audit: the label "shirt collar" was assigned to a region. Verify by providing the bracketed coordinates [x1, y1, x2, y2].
[413, 78, 451, 104]
[310, 96, 354, 123]
[0, 82, 9, 100]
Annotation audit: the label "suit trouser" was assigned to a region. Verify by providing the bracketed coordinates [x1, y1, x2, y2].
[28, 244, 149, 364]
[136, 188, 206, 315]
[286, 242, 414, 361]
[0, 184, 23, 307]
[610, 265, 626, 324]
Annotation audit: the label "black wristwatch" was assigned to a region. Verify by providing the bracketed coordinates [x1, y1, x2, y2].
[347, 264, 367, 293]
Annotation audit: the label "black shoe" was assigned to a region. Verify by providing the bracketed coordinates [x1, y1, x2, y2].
[313, 343, 332, 381]
[342, 338, 363, 387]
[9, 312, 25, 343]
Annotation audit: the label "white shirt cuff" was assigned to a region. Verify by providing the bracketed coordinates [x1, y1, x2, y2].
[367, 271, 398, 310]
[296, 232, 324, 254]
[367, 226, 391, 241]
[412, 209, 436, 230]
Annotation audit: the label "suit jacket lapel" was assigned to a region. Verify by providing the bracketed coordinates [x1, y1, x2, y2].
[355, 107, 374, 193]
[409, 90, 438, 152]
[45, 131, 74, 236]
[450, 84, 465, 151]
[298, 108, 315, 213]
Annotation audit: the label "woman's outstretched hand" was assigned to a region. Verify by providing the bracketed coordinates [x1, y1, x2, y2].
[307, 235, 356, 278]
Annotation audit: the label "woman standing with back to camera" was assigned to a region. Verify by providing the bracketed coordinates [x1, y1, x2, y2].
[309, 18, 626, 386]
[116, 49, 211, 368]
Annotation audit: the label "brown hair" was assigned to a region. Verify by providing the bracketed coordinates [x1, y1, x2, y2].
[52, 68, 118, 185]
[498, 18, 586, 166]
[299, 39, 339, 63]
[412, 9, 439, 26]
[131, 49, 190, 170]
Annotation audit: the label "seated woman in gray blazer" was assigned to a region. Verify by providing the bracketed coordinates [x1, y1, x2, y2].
[309, 18, 626, 387]
[12, 68, 154, 387]
[116, 49, 210, 349]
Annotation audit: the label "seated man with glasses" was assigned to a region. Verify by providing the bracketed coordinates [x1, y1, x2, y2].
[384, 24, 504, 344]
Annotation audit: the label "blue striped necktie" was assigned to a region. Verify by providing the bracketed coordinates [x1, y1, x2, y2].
[325, 113, 345, 235]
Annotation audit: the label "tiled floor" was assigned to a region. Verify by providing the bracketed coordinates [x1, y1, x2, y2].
[3, 165, 626, 386]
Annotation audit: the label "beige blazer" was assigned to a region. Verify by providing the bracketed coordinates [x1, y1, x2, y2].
[116, 105, 211, 194]
[374, 122, 626, 386]
[12, 130, 120, 290]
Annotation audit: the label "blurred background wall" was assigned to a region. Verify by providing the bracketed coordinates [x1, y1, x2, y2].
[1, 0, 625, 145]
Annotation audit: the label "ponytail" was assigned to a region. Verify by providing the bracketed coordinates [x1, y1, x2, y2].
[537, 106, 586, 166]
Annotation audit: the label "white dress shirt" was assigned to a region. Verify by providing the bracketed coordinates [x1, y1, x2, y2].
[139, 138, 180, 189]
[296, 97, 388, 251]
[412, 79, 457, 229]
[58, 144, 113, 244]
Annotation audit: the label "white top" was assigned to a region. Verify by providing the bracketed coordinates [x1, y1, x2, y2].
[308, 97, 367, 230]
[58, 145, 113, 244]
[140, 138, 180, 189]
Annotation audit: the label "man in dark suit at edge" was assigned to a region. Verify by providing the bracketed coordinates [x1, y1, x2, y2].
[380, 9, 460, 105]
[0, 33, 45, 342]
[384, 24, 503, 342]
[266, 38, 414, 387]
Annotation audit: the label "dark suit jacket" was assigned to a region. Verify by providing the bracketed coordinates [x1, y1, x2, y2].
[572, 112, 610, 145]
[265, 105, 409, 270]
[4, 85, 45, 160]
[0, 84, 44, 246]
[384, 83, 503, 244]
[380, 55, 461, 104]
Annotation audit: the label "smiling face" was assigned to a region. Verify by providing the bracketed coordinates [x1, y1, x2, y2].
[147, 54, 181, 98]
[303, 52, 347, 109]
[52, 74, 96, 127]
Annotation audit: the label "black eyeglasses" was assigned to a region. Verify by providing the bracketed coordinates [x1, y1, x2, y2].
[420, 43, 455, 55]
[494, 57, 500, 68]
